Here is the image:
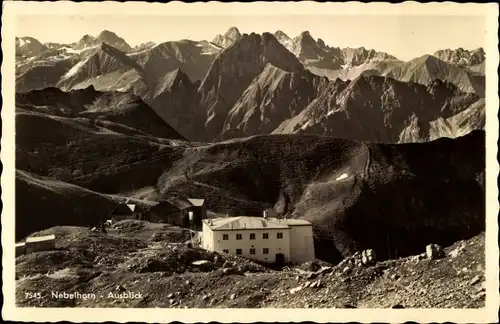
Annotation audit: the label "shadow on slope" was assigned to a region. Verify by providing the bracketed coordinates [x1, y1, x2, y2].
[15, 170, 119, 240]
[16, 111, 185, 193]
[16, 86, 185, 140]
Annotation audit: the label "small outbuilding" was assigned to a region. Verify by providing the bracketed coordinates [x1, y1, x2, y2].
[15, 242, 26, 257]
[107, 200, 139, 222]
[187, 198, 207, 230]
[25, 234, 56, 253]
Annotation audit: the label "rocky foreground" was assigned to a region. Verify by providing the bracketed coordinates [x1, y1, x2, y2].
[16, 220, 485, 308]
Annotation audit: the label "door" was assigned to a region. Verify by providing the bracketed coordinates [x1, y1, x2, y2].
[275, 253, 285, 266]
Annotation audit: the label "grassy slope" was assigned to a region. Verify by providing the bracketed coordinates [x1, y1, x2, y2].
[15, 170, 118, 240]
[16, 110, 186, 194]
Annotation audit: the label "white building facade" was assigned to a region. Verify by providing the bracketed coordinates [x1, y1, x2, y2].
[201, 216, 315, 264]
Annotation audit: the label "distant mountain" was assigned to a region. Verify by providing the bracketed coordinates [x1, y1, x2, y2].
[71, 30, 132, 52]
[18, 37, 220, 91]
[137, 68, 202, 140]
[272, 30, 399, 72]
[271, 31, 486, 98]
[322, 54, 485, 97]
[273, 76, 481, 143]
[132, 41, 156, 52]
[273, 30, 294, 50]
[73, 34, 99, 50]
[198, 32, 307, 140]
[220, 63, 328, 139]
[56, 42, 145, 91]
[16, 37, 48, 57]
[212, 27, 242, 48]
[130, 39, 221, 82]
[14, 28, 486, 144]
[44, 42, 67, 50]
[434, 47, 485, 73]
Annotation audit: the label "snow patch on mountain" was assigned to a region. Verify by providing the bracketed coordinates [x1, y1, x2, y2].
[62, 58, 90, 79]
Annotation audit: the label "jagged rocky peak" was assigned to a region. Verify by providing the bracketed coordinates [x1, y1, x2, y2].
[225, 27, 241, 39]
[15, 36, 48, 57]
[73, 34, 98, 50]
[235, 32, 304, 73]
[97, 30, 119, 40]
[296, 30, 317, 44]
[81, 34, 96, 42]
[133, 41, 156, 51]
[162, 68, 193, 89]
[274, 30, 291, 40]
[317, 38, 327, 48]
[433, 47, 486, 68]
[212, 26, 242, 48]
[95, 30, 132, 52]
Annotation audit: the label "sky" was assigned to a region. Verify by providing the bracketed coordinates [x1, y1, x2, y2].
[16, 14, 486, 61]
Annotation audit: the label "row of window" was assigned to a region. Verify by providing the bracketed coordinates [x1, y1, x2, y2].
[222, 232, 283, 240]
[222, 248, 269, 255]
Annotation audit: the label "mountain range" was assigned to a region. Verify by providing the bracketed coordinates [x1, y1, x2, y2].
[14, 27, 487, 265]
[15, 27, 486, 143]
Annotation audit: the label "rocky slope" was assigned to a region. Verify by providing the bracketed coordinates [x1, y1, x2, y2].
[197, 32, 307, 140]
[158, 130, 485, 262]
[137, 68, 202, 140]
[273, 76, 481, 143]
[219, 63, 328, 139]
[15, 223, 486, 308]
[399, 98, 485, 143]
[56, 42, 145, 91]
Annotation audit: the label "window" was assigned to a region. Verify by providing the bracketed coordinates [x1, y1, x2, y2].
[263, 233, 269, 239]
[223, 234, 229, 240]
[277, 232, 283, 239]
[223, 249, 229, 254]
[250, 248, 256, 255]
[263, 248, 269, 254]
[236, 234, 242, 240]
[250, 233, 256, 240]
[236, 249, 242, 255]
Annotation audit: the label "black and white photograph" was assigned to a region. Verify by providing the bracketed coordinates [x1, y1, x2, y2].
[1, 1, 499, 322]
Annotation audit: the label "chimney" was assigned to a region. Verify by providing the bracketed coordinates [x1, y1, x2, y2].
[263, 210, 267, 219]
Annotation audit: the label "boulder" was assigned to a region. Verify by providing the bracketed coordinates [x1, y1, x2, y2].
[426, 244, 445, 259]
[361, 249, 377, 265]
